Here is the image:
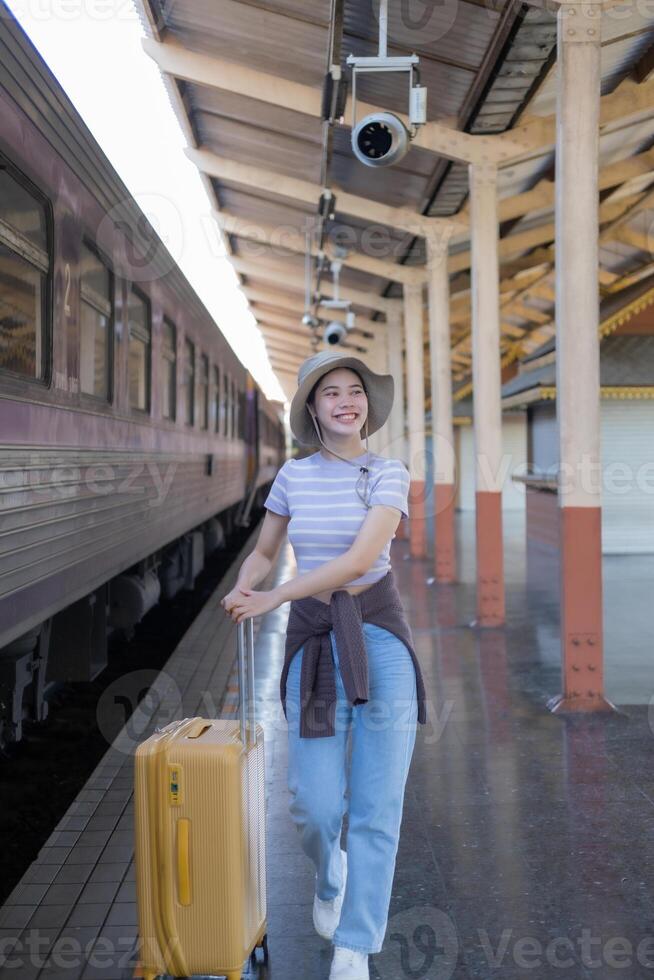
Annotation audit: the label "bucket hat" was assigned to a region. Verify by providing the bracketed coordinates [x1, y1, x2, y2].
[289, 350, 394, 448]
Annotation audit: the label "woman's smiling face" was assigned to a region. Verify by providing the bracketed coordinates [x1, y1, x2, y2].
[310, 367, 369, 440]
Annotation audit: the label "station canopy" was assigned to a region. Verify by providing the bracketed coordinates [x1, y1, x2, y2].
[135, 0, 654, 402]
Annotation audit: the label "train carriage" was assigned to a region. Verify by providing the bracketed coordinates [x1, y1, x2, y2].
[0, 8, 285, 745]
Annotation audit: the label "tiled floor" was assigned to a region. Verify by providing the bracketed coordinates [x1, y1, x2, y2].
[2, 513, 654, 980]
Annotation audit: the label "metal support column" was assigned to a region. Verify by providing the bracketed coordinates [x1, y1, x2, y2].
[403, 282, 428, 558]
[428, 236, 457, 582]
[469, 162, 505, 626]
[548, 0, 615, 713]
[386, 306, 405, 459]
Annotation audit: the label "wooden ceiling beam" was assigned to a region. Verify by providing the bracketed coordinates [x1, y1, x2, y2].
[498, 74, 654, 160]
[268, 351, 309, 369]
[254, 305, 379, 334]
[142, 36, 525, 165]
[258, 323, 317, 344]
[599, 184, 654, 244]
[187, 148, 460, 239]
[243, 287, 306, 313]
[266, 348, 312, 367]
[266, 342, 309, 359]
[457, 148, 654, 230]
[611, 226, 652, 251]
[449, 193, 645, 277]
[505, 301, 552, 326]
[633, 38, 654, 84]
[217, 210, 427, 286]
[230, 257, 401, 315]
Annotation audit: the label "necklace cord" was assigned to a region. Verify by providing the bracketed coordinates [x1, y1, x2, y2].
[310, 407, 371, 508]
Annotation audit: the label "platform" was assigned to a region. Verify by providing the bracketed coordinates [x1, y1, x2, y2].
[1, 514, 654, 980]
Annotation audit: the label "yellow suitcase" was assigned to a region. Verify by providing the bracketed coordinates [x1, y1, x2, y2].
[134, 619, 268, 980]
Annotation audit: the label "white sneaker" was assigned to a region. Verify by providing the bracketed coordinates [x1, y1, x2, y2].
[313, 847, 348, 940]
[328, 945, 370, 980]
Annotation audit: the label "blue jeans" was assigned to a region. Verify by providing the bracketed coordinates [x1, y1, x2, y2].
[285, 622, 418, 955]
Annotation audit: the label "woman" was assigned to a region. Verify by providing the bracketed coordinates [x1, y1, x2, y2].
[221, 350, 427, 980]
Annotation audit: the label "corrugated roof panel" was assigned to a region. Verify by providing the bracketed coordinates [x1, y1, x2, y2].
[527, 7, 654, 117]
[521, 295, 553, 317]
[162, 0, 328, 87]
[425, 160, 469, 216]
[218, 186, 314, 224]
[238, 249, 390, 298]
[622, 207, 654, 245]
[325, 210, 410, 245]
[330, 125, 436, 208]
[600, 3, 654, 45]
[223, 0, 330, 23]
[218, 187, 413, 263]
[599, 239, 646, 276]
[195, 111, 323, 182]
[215, 180, 315, 216]
[497, 155, 553, 198]
[342, 0, 504, 68]
[421, 8, 559, 215]
[342, 34, 475, 119]
[599, 30, 654, 91]
[187, 85, 324, 145]
[238, 250, 304, 273]
[469, 16, 557, 136]
[331, 155, 433, 208]
[134, 0, 654, 390]
[598, 120, 654, 164]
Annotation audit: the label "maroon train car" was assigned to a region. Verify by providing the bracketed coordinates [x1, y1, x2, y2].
[0, 6, 285, 744]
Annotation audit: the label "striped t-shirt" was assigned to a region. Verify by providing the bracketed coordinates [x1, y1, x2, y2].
[263, 450, 410, 587]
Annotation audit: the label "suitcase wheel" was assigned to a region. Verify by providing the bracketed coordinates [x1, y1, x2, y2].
[250, 932, 269, 967]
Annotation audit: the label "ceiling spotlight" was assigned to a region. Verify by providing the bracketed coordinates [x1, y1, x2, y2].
[352, 111, 410, 168]
[324, 321, 347, 345]
[346, 0, 427, 169]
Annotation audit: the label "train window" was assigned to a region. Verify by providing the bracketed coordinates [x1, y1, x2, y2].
[0, 169, 47, 250]
[238, 387, 246, 440]
[230, 378, 238, 439]
[0, 166, 49, 381]
[234, 381, 240, 440]
[127, 287, 151, 412]
[184, 337, 195, 426]
[224, 369, 231, 439]
[199, 353, 209, 430]
[161, 317, 176, 421]
[225, 371, 231, 438]
[213, 364, 222, 435]
[80, 242, 112, 400]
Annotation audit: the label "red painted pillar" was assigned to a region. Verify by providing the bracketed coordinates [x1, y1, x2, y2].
[386, 306, 408, 541]
[547, 0, 614, 714]
[428, 235, 457, 583]
[403, 282, 428, 559]
[469, 162, 505, 626]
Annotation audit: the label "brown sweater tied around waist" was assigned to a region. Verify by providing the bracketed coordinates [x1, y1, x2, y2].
[279, 569, 427, 738]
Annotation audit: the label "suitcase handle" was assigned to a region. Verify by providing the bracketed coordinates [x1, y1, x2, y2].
[185, 720, 212, 739]
[237, 618, 256, 749]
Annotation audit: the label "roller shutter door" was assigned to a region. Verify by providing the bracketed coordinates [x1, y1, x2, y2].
[601, 401, 654, 554]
